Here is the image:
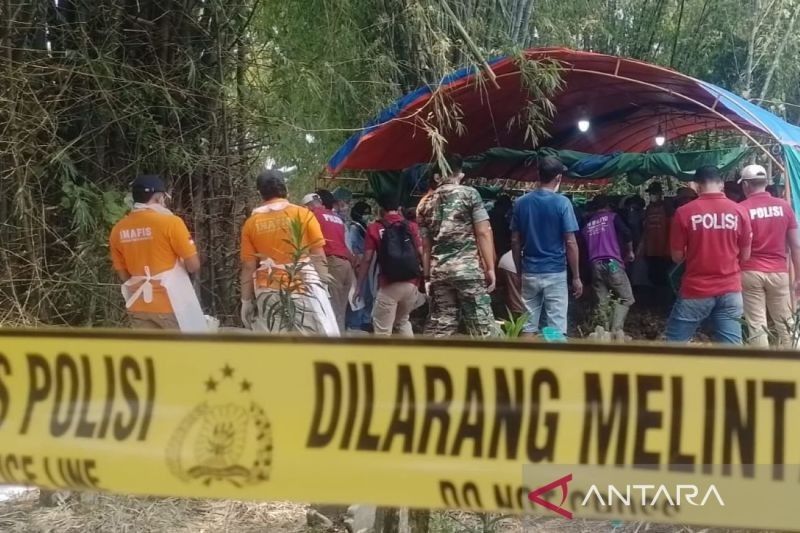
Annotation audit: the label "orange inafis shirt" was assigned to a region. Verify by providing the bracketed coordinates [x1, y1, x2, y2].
[110, 209, 198, 313]
[240, 200, 325, 289]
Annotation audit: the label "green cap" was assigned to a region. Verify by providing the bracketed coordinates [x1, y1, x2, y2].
[332, 187, 353, 202]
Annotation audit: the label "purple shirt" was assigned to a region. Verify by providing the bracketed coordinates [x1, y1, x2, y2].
[583, 211, 623, 263]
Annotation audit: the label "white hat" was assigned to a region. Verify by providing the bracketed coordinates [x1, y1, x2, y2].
[301, 193, 320, 206]
[739, 164, 768, 183]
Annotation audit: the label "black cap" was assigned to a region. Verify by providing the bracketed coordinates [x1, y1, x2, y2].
[256, 168, 288, 200]
[256, 168, 286, 189]
[538, 156, 568, 182]
[646, 181, 663, 193]
[132, 174, 167, 193]
[694, 165, 721, 182]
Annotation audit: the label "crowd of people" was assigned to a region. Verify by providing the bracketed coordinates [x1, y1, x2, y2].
[108, 154, 800, 347]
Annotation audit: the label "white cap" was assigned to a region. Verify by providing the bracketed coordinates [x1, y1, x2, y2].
[301, 193, 320, 206]
[739, 164, 768, 183]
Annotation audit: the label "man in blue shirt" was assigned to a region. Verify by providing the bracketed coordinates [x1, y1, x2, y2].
[511, 156, 582, 336]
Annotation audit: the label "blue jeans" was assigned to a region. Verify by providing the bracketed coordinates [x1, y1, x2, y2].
[521, 272, 568, 335]
[665, 292, 744, 344]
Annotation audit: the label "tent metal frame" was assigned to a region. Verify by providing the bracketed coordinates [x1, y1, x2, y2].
[325, 52, 794, 200]
[485, 65, 786, 172]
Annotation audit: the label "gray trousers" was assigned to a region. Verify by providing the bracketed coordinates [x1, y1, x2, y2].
[591, 259, 635, 331]
[327, 255, 354, 333]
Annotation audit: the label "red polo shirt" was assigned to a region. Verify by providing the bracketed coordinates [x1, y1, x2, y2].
[311, 207, 350, 260]
[366, 213, 422, 287]
[740, 192, 797, 273]
[670, 192, 752, 298]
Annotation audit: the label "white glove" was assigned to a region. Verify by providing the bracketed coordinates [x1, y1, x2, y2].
[241, 299, 255, 329]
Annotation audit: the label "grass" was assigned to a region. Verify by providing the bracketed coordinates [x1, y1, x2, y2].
[0, 491, 753, 533]
[254, 215, 332, 334]
[500, 311, 529, 338]
[0, 491, 306, 533]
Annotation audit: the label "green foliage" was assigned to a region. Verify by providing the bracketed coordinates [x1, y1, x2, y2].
[61, 180, 128, 237]
[500, 311, 530, 338]
[258, 0, 800, 192]
[533, 0, 800, 123]
[1, 0, 266, 325]
[605, 175, 639, 196]
[257, 0, 566, 189]
[5, 0, 800, 328]
[429, 512, 512, 533]
[743, 307, 800, 348]
[500, 53, 565, 152]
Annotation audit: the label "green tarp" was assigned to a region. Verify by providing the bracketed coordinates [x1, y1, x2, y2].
[466, 146, 751, 185]
[784, 146, 800, 215]
[367, 146, 752, 204]
[367, 172, 415, 205]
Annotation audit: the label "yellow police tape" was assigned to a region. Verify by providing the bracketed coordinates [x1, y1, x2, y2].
[0, 328, 799, 530]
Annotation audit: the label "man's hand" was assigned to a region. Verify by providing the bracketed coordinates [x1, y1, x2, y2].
[572, 277, 583, 298]
[240, 299, 255, 329]
[625, 251, 635, 263]
[485, 269, 496, 293]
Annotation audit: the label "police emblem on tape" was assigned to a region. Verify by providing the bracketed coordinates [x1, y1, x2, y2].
[166, 364, 272, 486]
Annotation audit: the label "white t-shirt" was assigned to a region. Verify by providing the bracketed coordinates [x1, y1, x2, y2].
[498, 250, 516, 273]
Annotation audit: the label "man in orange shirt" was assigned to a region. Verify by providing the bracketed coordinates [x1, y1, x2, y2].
[110, 175, 204, 331]
[240, 170, 338, 335]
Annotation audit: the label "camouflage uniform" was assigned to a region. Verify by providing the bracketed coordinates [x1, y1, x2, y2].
[418, 184, 495, 337]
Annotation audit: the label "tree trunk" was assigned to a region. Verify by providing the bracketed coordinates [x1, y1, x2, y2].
[758, 2, 800, 101]
[669, 0, 685, 67]
[743, 0, 761, 98]
[518, 0, 535, 46]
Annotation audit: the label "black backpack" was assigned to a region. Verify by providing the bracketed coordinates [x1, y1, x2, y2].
[378, 220, 421, 282]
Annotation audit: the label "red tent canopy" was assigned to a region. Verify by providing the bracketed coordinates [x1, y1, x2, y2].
[327, 48, 775, 180]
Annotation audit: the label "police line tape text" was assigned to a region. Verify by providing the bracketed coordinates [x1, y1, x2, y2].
[0, 453, 102, 489]
[438, 479, 721, 518]
[0, 353, 156, 440]
[307, 362, 796, 476]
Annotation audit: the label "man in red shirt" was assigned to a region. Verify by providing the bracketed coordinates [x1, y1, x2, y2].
[304, 190, 354, 332]
[739, 164, 800, 347]
[355, 194, 423, 336]
[639, 181, 674, 293]
[666, 166, 752, 344]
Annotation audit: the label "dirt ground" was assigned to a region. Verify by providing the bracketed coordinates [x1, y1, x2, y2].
[0, 491, 753, 533]
[567, 285, 672, 341]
